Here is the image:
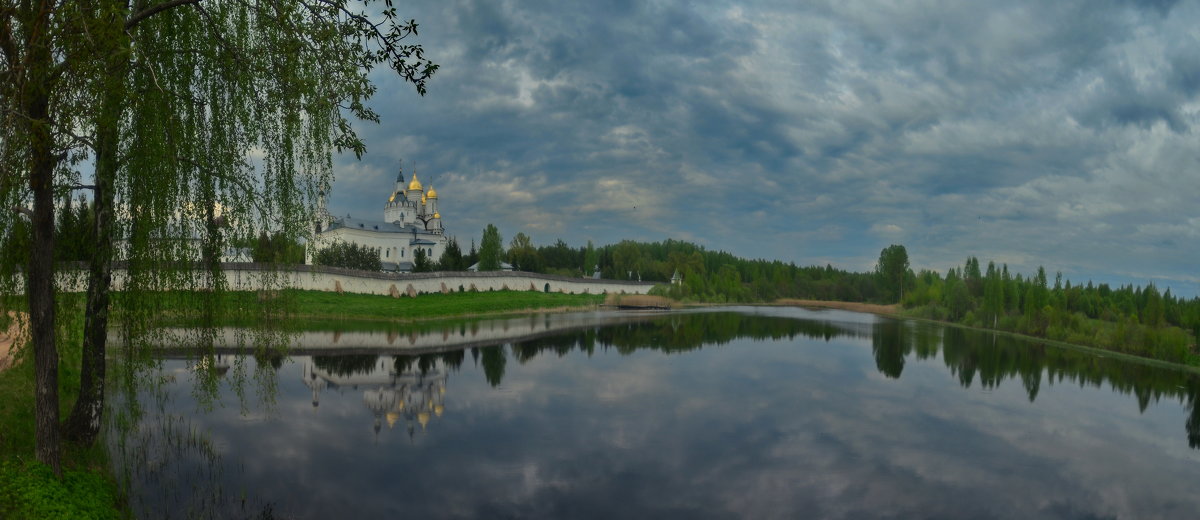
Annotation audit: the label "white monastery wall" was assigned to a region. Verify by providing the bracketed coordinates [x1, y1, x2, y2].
[41, 263, 656, 297]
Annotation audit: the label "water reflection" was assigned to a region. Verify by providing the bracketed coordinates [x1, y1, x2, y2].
[303, 354, 453, 437]
[115, 308, 1200, 519]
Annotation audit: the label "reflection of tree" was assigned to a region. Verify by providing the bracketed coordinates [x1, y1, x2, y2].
[481, 346, 507, 388]
[312, 355, 379, 377]
[871, 321, 907, 379]
[934, 321, 1200, 447]
[1188, 390, 1200, 449]
[397, 311, 1200, 450]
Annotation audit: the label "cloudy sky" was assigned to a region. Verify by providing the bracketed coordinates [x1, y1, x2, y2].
[327, 0, 1200, 296]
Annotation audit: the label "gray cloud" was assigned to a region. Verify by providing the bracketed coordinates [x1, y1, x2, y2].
[327, 0, 1200, 295]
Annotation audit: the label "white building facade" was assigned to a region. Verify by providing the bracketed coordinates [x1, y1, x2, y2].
[307, 165, 449, 272]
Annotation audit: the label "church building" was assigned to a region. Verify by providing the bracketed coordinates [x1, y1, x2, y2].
[308, 164, 449, 272]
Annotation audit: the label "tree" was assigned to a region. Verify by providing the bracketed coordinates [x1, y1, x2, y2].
[507, 231, 539, 272]
[436, 236, 463, 271]
[314, 242, 383, 272]
[0, 0, 436, 470]
[583, 240, 599, 276]
[876, 245, 910, 303]
[412, 248, 432, 272]
[478, 224, 504, 271]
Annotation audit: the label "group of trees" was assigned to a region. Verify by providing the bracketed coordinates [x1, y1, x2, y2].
[903, 257, 1200, 364]
[0, 0, 435, 474]
[312, 242, 382, 272]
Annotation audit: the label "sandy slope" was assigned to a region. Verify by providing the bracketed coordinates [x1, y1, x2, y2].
[0, 312, 26, 372]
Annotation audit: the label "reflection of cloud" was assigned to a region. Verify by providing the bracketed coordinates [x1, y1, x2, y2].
[132, 310, 1200, 518]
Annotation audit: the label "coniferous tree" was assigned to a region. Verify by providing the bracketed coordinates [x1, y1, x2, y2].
[478, 224, 504, 271]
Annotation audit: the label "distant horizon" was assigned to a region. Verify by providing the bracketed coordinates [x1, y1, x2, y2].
[313, 0, 1195, 299]
[324, 206, 1199, 299]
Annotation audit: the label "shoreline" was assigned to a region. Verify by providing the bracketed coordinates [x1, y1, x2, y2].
[770, 299, 901, 316]
[769, 298, 1200, 374]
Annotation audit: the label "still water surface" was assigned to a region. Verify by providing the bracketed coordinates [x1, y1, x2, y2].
[111, 307, 1200, 519]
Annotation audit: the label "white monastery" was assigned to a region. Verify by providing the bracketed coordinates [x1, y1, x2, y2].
[308, 164, 448, 272]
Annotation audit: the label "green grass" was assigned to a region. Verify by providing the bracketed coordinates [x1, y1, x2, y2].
[165, 289, 606, 328]
[288, 289, 603, 320]
[0, 318, 125, 519]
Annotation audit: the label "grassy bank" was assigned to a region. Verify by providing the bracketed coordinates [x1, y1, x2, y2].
[166, 288, 606, 328]
[770, 297, 1199, 369]
[0, 319, 124, 519]
[903, 303, 1199, 367]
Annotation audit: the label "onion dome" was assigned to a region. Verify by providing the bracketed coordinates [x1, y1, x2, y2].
[421, 194, 427, 205]
[427, 185, 438, 199]
[433, 212, 441, 219]
[418, 411, 430, 429]
[408, 173, 423, 192]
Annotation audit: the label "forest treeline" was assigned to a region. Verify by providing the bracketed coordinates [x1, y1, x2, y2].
[42, 205, 1200, 366]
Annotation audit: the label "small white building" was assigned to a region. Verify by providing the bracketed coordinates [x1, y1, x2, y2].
[307, 165, 450, 272]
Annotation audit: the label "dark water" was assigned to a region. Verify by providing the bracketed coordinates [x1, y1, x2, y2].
[110, 307, 1200, 519]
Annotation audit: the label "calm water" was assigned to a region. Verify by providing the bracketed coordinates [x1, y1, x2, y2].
[109, 307, 1200, 519]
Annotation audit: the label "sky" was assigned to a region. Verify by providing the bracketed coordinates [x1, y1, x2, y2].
[325, 0, 1200, 297]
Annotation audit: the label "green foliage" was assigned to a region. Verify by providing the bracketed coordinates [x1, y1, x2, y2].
[436, 236, 464, 271]
[875, 244, 910, 303]
[412, 248, 432, 272]
[507, 232, 540, 272]
[313, 241, 382, 271]
[904, 256, 1200, 367]
[478, 224, 504, 271]
[55, 195, 95, 263]
[0, 460, 121, 520]
[251, 231, 305, 264]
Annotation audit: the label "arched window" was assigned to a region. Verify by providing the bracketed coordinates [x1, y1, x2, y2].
[385, 249, 389, 258]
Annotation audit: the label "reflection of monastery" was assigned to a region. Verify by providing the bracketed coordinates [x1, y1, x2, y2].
[300, 356, 448, 437]
[308, 163, 448, 272]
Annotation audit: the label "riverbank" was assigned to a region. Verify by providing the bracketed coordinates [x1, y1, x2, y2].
[771, 297, 1199, 372]
[0, 314, 123, 519]
[772, 299, 901, 316]
[162, 289, 606, 328]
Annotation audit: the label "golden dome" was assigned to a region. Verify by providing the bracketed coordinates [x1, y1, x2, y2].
[388, 191, 399, 203]
[408, 174, 423, 192]
[386, 412, 399, 428]
[433, 212, 441, 219]
[417, 411, 430, 429]
[426, 185, 438, 199]
[421, 194, 427, 205]
[434, 404, 444, 417]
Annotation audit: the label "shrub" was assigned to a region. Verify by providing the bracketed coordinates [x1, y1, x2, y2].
[0, 460, 121, 520]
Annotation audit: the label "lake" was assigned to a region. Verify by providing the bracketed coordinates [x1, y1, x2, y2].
[108, 306, 1200, 519]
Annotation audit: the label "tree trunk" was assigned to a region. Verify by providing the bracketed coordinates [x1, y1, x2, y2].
[24, 0, 60, 472]
[63, 13, 130, 443]
[64, 56, 124, 443]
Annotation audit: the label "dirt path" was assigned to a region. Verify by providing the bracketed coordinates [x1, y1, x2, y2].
[773, 299, 900, 316]
[0, 311, 26, 372]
